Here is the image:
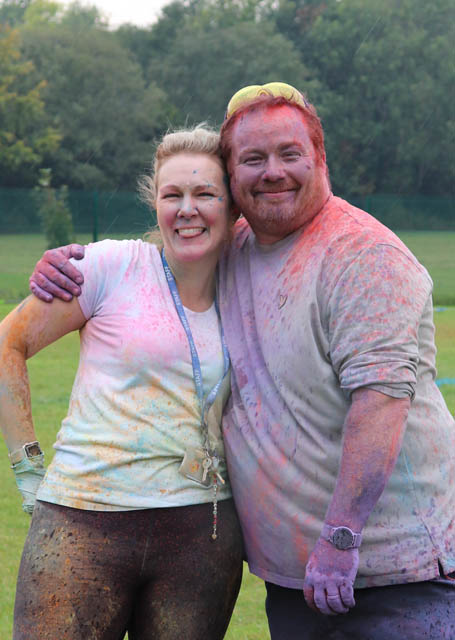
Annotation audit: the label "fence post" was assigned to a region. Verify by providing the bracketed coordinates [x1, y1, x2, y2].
[93, 190, 98, 243]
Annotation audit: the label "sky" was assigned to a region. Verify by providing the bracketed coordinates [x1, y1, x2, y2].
[61, 0, 173, 28]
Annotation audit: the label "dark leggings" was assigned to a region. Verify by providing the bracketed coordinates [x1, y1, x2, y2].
[14, 499, 244, 640]
[265, 576, 455, 640]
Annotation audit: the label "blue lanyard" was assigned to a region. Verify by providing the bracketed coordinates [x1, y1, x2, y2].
[161, 249, 230, 440]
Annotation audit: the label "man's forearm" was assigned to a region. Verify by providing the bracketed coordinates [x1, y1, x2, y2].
[324, 387, 410, 532]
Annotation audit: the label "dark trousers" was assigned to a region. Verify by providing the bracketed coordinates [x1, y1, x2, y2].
[265, 576, 455, 640]
[14, 499, 244, 640]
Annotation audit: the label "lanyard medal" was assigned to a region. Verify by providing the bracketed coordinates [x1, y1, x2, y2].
[161, 249, 230, 539]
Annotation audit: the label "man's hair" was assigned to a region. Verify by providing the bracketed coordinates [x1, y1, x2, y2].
[138, 124, 225, 209]
[219, 94, 326, 168]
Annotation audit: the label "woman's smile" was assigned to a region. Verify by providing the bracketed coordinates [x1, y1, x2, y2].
[175, 226, 207, 238]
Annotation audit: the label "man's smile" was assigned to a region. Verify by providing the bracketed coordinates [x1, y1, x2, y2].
[255, 189, 296, 199]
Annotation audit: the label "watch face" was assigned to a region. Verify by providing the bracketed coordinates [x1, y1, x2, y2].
[25, 443, 42, 457]
[332, 527, 354, 550]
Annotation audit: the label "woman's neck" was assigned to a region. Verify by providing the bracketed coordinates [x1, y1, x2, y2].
[164, 253, 217, 312]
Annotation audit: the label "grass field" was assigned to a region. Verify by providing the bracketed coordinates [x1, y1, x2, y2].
[0, 232, 454, 638]
[0, 231, 455, 305]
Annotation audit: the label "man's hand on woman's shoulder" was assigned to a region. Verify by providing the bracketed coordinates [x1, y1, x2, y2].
[29, 244, 85, 302]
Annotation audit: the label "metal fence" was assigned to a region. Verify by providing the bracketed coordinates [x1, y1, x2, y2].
[346, 194, 454, 232]
[0, 188, 156, 238]
[0, 188, 453, 237]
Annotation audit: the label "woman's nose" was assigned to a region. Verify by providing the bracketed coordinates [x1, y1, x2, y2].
[177, 195, 197, 217]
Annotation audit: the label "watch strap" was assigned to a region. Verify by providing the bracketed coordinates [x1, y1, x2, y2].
[8, 441, 43, 466]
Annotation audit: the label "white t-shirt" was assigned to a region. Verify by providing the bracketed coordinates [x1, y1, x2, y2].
[38, 239, 232, 510]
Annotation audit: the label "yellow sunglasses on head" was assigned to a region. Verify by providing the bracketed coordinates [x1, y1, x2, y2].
[225, 82, 309, 119]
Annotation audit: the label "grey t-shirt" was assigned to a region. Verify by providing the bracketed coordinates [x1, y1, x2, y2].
[219, 195, 455, 589]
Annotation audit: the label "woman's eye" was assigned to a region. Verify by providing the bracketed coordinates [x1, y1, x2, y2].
[199, 192, 215, 198]
[162, 193, 179, 199]
[244, 157, 262, 165]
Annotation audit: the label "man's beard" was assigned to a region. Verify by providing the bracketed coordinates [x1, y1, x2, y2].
[254, 200, 298, 229]
[247, 169, 329, 238]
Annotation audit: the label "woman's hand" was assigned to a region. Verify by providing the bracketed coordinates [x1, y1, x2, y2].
[12, 455, 46, 514]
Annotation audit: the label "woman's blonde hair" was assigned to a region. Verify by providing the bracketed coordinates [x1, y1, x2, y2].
[138, 124, 225, 210]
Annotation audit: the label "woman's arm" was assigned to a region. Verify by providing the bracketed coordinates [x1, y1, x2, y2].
[0, 295, 86, 451]
[0, 295, 86, 511]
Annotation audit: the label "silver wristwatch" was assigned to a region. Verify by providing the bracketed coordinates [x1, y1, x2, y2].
[8, 441, 43, 466]
[321, 524, 362, 550]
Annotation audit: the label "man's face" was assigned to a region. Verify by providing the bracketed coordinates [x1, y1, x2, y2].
[228, 104, 327, 244]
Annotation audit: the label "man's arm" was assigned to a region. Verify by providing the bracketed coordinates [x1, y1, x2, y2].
[303, 388, 410, 615]
[29, 244, 85, 302]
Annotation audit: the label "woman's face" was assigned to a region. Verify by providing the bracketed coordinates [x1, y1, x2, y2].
[156, 153, 231, 269]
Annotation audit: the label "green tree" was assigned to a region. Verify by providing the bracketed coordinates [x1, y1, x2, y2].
[148, 19, 315, 125]
[59, 1, 108, 30]
[115, 1, 194, 75]
[120, 0, 313, 125]
[293, 0, 454, 196]
[114, 25, 157, 75]
[185, 0, 276, 28]
[21, 24, 174, 189]
[271, 0, 337, 49]
[0, 0, 32, 27]
[0, 24, 61, 187]
[22, 0, 61, 25]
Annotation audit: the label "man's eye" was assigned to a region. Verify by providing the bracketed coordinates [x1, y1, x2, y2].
[199, 192, 215, 198]
[244, 157, 262, 165]
[162, 193, 179, 199]
[282, 152, 301, 160]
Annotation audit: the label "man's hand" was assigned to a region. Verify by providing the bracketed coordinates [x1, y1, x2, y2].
[303, 537, 358, 615]
[29, 244, 85, 302]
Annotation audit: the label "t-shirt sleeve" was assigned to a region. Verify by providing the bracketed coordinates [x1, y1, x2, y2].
[327, 242, 433, 398]
[70, 239, 134, 320]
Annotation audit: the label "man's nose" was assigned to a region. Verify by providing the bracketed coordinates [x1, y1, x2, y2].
[263, 156, 285, 181]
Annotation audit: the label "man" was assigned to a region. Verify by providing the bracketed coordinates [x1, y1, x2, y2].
[30, 83, 455, 639]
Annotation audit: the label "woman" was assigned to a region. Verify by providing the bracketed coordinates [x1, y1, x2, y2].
[0, 125, 244, 640]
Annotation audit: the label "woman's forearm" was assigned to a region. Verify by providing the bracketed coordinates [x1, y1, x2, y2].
[0, 316, 36, 454]
[0, 295, 86, 455]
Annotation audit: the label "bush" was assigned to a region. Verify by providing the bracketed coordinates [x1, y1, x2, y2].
[34, 169, 74, 249]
